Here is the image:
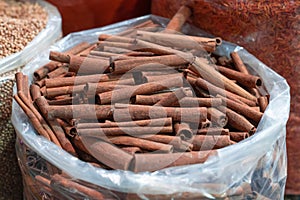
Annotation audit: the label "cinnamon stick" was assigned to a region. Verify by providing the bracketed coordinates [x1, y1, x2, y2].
[114, 104, 207, 123]
[18, 91, 61, 147]
[154, 87, 188, 106]
[189, 76, 257, 106]
[217, 106, 256, 134]
[258, 96, 269, 112]
[191, 135, 232, 151]
[132, 150, 216, 172]
[45, 84, 85, 98]
[76, 117, 172, 129]
[46, 104, 113, 120]
[98, 76, 184, 104]
[112, 55, 189, 74]
[137, 30, 221, 52]
[217, 94, 263, 123]
[49, 52, 111, 75]
[207, 107, 228, 127]
[229, 132, 250, 142]
[77, 125, 173, 137]
[14, 94, 50, 140]
[178, 97, 223, 107]
[164, 4, 192, 32]
[84, 137, 134, 170]
[216, 65, 262, 88]
[30, 84, 41, 101]
[139, 134, 193, 152]
[109, 136, 174, 153]
[174, 123, 194, 141]
[50, 174, 105, 199]
[197, 128, 229, 136]
[45, 73, 126, 88]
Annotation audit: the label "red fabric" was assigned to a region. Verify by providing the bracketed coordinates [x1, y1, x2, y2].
[47, 0, 151, 35]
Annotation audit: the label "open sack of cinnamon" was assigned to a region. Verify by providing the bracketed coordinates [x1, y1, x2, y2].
[11, 9, 290, 200]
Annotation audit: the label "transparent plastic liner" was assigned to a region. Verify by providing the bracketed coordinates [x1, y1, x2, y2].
[12, 15, 290, 199]
[0, 0, 62, 74]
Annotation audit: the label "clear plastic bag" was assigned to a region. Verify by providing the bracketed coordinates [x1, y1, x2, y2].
[12, 15, 290, 199]
[0, 0, 62, 75]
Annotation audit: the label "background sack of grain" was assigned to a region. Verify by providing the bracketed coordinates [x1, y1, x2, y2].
[12, 15, 290, 199]
[0, 0, 62, 199]
[152, 0, 300, 194]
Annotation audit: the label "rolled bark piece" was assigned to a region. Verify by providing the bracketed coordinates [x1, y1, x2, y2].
[98, 34, 135, 43]
[102, 46, 155, 57]
[22, 75, 30, 99]
[143, 73, 184, 83]
[135, 92, 173, 105]
[45, 85, 85, 98]
[46, 64, 69, 79]
[229, 132, 250, 142]
[165, 4, 192, 32]
[57, 118, 76, 138]
[109, 136, 173, 153]
[48, 96, 80, 105]
[174, 123, 194, 141]
[89, 50, 130, 59]
[49, 52, 111, 75]
[45, 73, 127, 88]
[48, 119, 77, 156]
[132, 150, 215, 172]
[97, 41, 136, 51]
[50, 174, 105, 200]
[217, 106, 256, 134]
[137, 30, 220, 52]
[14, 94, 50, 140]
[197, 128, 229, 136]
[191, 135, 231, 151]
[98, 76, 184, 104]
[139, 134, 193, 152]
[217, 95, 263, 123]
[230, 52, 249, 74]
[114, 104, 207, 123]
[155, 87, 188, 106]
[200, 119, 212, 129]
[34, 61, 60, 80]
[112, 55, 189, 74]
[18, 92, 61, 147]
[121, 147, 142, 155]
[34, 78, 45, 87]
[81, 137, 133, 170]
[189, 76, 257, 107]
[77, 126, 173, 137]
[207, 107, 228, 127]
[216, 65, 262, 88]
[30, 84, 41, 101]
[47, 104, 113, 120]
[15, 72, 24, 93]
[190, 57, 257, 101]
[258, 96, 269, 112]
[34, 42, 91, 80]
[178, 97, 222, 107]
[76, 117, 172, 129]
[85, 78, 135, 96]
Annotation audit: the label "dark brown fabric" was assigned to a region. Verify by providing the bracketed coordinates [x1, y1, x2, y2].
[47, 0, 151, 35]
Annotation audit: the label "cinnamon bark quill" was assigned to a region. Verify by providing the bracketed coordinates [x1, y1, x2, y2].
[49, 51, 111, 75]
[164, 4, 192, 32]
[34, 42, 91, 80]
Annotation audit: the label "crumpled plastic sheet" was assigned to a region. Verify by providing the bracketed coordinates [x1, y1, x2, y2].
[12, 15, 290, 199]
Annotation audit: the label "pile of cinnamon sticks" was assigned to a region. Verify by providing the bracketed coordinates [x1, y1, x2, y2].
[14, 8, 268, 173]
